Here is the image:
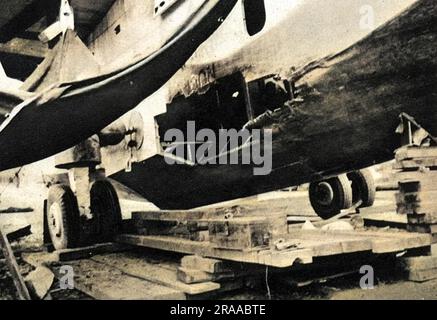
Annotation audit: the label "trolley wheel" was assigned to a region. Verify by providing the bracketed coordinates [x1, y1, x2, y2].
[309, 174, 353, 220]
[90, 180, 122, 241]
[347, 169, 376, 208]
[46, 184, 80, 250]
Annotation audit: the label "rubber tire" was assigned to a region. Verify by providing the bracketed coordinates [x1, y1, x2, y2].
[347, 169, 376, 208]
[309, 174, 353, 220]
[90, 180, 122, 242]
[46, 184, 80, 250]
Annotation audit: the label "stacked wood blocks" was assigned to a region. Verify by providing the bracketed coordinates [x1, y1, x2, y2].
[133, 210, 210, 241]
[178, 256, 235, 284]
[397, 256, 437, 282]
[394, 146, 437, 242]
[129, 207, 288, 287]
[176, 255, 265, 290]
[132, 206, 288, 251]
[210, 216, 275, 250]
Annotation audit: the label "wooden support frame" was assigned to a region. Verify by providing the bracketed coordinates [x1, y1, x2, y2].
[0, 38, 48, 59]
[117, 234, 314, 268]
[117, 227, 432, 269]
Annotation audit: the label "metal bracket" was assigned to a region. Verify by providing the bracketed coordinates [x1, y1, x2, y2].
[39, 0, 75, 43]
[59, 0, 75, 32]
[154, 0, 180, 16]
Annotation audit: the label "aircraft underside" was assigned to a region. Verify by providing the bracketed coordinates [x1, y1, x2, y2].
[112, 0, 437, 211]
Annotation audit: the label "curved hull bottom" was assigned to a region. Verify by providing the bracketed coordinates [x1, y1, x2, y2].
[111, 154, 316, 210]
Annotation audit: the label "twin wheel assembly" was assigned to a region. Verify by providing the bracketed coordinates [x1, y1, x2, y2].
[45, 112, 144, 250]
[308, 169, 376, 220]
[46, 180, 122, 250]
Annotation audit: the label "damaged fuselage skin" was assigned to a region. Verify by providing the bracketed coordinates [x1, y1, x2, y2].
[109, 0, 437, 209]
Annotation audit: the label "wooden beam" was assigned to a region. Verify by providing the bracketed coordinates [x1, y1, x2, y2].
[6, 225, 32, 243]
[16, 31, 41, 41]
[181, 255, 232, 274]
[0, 38, 48, 58]
[0, 52, 41, 80]
[117, 234, 314, 268]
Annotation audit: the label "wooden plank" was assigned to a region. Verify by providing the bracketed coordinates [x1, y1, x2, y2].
[292, 238, 369, 257]
[6, 225, 32, 243]
[135, 209, 287, 250]
[283, 269, 360, 288]
[54, 242, 126, 262]
[21, 251, 57, 268]
[408, 268, 437, 282]
[371, 237, 407, 254]
[177, 267, 235, 284]
[399, 256, 437, 271]
[396, 189, 437, 214]
[195, 279, 246, 299]
[118, 229, 432, 268]
[24, 266, 54, 299]
[396, 172, 437, 191]
[398, 205, 437, 217]
[287, 216, 321, 223]
[394, 158, 437, 170]
[0, 0, 47, 43]
[396, 190, 437, 204]
[181, 255, 231, 274]
[407, 224, 437, 234]
[0, 228, 31, 300]
[289, 229, 432, 254]
[51, 259, 185, 300]
[395, 147, 437, 162]
[362, 230, 432, 253]
[116, 234, 314, 268]
[287, 230, 373, 256]
[134, 219, 209, 240]
[91, 254, 220, 295]
[214, 279, 245, 294]
[209, 217, 271, 250]
[0, 38, 48, 58]
[177, 267, 213, 284]
[363, 212, 408, 228]
[398, 180, 421, 193]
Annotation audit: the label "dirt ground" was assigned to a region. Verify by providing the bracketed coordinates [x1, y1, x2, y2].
[224, 273, 437, 300]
